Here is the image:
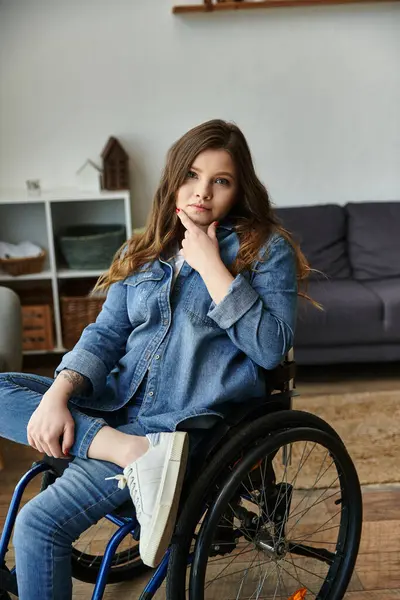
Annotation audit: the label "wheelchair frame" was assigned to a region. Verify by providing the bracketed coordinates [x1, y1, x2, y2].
[0, 353, 298, 600]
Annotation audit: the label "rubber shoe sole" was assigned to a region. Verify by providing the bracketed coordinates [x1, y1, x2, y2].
[139, 431, 189, 567]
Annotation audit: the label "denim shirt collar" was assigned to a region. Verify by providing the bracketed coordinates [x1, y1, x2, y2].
[124, 216, 236, 284]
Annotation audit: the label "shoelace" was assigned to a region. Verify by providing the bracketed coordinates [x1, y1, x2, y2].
[105, 468, 142, 516]
[105, 474, 128, 489]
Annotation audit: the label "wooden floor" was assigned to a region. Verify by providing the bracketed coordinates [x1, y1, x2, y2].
[1, 361, 400, 598]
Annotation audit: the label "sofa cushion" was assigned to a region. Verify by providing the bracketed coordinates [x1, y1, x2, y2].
[361, 279, 400, 340]
[347, 202, 400, 280]
[275, 205, 351, 279]
[295, 279, 384, 347]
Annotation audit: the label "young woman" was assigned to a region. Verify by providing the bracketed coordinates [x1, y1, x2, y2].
[0, 119, 308, 600]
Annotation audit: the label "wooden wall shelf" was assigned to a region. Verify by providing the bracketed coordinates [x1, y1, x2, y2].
[173, 0, 399, 13]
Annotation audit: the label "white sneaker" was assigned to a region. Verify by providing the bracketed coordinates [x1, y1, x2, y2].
[106, 431, 189, 567]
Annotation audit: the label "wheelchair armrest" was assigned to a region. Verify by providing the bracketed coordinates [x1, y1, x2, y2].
[264, 361, 296, 391]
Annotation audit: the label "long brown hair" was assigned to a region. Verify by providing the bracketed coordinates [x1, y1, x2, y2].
[94, 119, 312, 297]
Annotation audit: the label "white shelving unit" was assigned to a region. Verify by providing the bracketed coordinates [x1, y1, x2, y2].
[0, 189, 132, 355]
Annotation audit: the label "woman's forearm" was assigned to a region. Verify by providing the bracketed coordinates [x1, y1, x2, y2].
[43, 370, 90, 405]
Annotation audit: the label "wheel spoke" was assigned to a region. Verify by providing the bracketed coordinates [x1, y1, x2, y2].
[282, 557, 326, 581]
[287, 489, 340, 523]
[284, 477, 340, 540]
[283, 451, 336, 527]
[287, 510, 342, 550]
[276, 560, 317, 598]
[235, 548, 263, 599]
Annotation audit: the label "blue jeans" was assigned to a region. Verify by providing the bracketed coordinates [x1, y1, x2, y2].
[0, 372, 154, 600]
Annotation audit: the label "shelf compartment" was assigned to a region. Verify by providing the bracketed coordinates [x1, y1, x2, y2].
[51, 199, 127, 272]
[0, 203, 51, 273]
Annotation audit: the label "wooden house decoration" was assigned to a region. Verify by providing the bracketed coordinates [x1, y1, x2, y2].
[101, 136, 129, 190]
[76, 159, 103, 192]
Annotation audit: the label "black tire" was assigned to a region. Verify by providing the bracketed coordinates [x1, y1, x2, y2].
[167, 410, 362, 600]
[40, 469, 147, 584]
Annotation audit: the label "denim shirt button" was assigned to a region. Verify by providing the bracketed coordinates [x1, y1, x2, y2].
[163, 320, 168, 326]
[155, 355, 160, 360]
[148, 391, 154, 396]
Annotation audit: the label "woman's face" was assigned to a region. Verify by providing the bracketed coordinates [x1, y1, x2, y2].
[176, 149, 238, 232]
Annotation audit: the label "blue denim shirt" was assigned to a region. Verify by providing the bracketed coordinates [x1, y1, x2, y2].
[55, 218, 297, 432]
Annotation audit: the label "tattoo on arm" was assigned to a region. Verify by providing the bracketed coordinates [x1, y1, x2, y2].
[58, 370, 89, 395]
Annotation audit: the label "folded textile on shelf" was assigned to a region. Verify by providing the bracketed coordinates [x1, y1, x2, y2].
[0, 241, 43, 259]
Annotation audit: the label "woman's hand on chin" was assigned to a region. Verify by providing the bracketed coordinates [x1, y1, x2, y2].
[176, 208, 221, 276]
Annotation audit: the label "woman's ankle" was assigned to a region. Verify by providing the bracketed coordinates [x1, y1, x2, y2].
[87, 426, 149, 467]
[121, 436, 149, 468]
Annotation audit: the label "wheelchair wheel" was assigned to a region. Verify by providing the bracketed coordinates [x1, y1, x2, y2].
[40, 470, 146, 584]
[167, 410, 362, 600]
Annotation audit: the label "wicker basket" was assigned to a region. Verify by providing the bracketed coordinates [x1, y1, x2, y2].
[61, 295, 106, 349]
[22, 305, 54, 351]
[0, 250, 46, 277]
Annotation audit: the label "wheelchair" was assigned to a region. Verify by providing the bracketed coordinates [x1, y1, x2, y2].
[0, 352, 363, 600]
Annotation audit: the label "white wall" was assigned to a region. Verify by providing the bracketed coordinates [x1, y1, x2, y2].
[0, 0, 399, 226]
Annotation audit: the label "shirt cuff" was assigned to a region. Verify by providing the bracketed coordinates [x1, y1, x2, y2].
[54, 348, 108, 399]
[207, 273, 259, 329]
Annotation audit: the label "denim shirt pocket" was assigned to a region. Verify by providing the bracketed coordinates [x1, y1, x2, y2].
[183, 272, 220, 329]
[124, 270, 164, 323]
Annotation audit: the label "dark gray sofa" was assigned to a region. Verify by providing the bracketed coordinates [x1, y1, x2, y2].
[276, 202, 400, 365]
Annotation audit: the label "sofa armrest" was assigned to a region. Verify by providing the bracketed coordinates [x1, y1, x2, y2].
[0, 286, 22, 372]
